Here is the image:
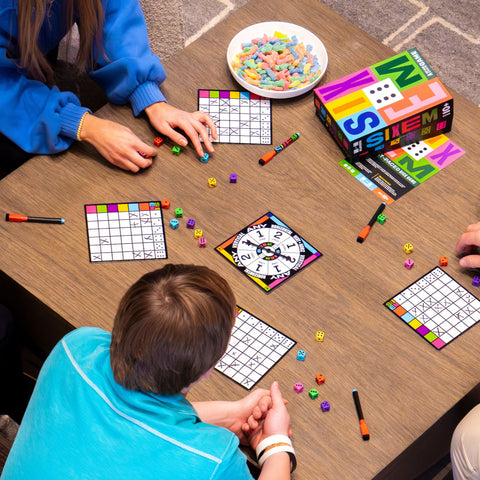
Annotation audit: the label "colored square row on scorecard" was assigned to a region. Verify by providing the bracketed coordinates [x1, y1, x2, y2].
[384, 267, 480, 349]
[197, 89, 272, 144]
[84, 201, 167, 263]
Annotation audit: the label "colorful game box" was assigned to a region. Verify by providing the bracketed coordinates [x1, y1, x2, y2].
[314, 48, 453, 160]
[339, 133, 465, 203]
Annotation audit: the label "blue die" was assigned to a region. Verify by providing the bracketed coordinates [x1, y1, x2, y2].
[169, 219, 179, 229]
[296, 350, 306, 361]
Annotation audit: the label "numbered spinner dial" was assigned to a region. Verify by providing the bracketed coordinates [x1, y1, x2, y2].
[233, 225, 304, 277]
[216, 212, 322, 292]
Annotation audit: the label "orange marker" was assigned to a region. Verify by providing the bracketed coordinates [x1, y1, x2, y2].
[259, 132, 300, 165]
[356, 202, 386, 243]
[353, 389, 370, 440]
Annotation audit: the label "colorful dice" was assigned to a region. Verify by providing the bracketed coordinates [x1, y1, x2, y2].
[404, 258, 415, 270]
[315, 331, 324, 342]
[293, 382, 304, 393]
[321, 401, 330, 412]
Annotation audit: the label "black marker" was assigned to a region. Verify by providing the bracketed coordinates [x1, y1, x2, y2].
[357, 202, 386, 243]
[353, 389, 370, 440]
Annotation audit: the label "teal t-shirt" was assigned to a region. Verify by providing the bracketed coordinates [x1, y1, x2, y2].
[1, 327, 253, 480]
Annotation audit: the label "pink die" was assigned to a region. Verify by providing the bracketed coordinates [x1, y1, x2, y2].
[294, 382, 304, 393]
[404, 258, 414, 270]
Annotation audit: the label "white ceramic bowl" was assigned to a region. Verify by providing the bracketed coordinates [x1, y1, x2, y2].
[227, 21, 328, 99]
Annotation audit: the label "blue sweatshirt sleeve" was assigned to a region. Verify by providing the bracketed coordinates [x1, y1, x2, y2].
[89, 0, 167, 116]
[0, 3, 90, 154]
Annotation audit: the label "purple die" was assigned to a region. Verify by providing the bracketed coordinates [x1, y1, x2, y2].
[230, 173, 238, 183]
[186, 218, 195, 229]
[293, 382, 304, 393]
[473, 276, 480, 287]
[321, 401, 330, 412]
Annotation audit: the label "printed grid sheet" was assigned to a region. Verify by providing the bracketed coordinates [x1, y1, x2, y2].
[85, 201, 167, 262]
[198, 89, 272, 144]
[215, 307, 296, 390]
[385, 267, 480, 349]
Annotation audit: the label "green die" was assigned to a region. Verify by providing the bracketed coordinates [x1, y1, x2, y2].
[172, 146, 181, 155]
[175, 208, 183, 218]
[377, 213, 386, 224]
[308, 388, 319, 400]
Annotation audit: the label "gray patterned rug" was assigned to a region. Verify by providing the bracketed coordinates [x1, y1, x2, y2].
[143, 0, 479, 107]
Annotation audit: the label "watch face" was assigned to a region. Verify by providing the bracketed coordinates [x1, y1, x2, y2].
[216, 212, 322, 292]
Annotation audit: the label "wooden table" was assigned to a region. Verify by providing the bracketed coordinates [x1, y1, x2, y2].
[1, 0, 480, 478]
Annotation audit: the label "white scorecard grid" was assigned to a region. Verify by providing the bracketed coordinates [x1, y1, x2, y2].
[215, 306, 296, 389]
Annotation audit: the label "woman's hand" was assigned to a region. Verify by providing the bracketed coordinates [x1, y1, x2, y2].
[145, 102, 218, 157]
[80, 113, 156, 172]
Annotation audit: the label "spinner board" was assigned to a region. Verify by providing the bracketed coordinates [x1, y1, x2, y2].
[385, 267, 480, 349]
[85, 201, 167, 262]
[216, 212, 322, 293]
[215, 306, 296, 390]
[197, 89, 272, 144]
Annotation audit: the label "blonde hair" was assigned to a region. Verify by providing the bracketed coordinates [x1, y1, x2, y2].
[16, 0, 104, 83]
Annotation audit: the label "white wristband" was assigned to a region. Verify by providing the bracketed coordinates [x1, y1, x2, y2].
[256, 435, 296, 473]
[258, 445, 296, 471]
[255, 434, 292, 458]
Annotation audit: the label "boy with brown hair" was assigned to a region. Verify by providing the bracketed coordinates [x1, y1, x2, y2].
[2, 264, 294, 479]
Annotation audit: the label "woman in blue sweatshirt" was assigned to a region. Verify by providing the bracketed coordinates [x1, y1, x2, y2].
[0, 0, 217, 174]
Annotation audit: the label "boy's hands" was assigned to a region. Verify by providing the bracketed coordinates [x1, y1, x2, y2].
[190, 382, 290, 448]
[242, 382, 292, 451]
[225, 388, 272, 445]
